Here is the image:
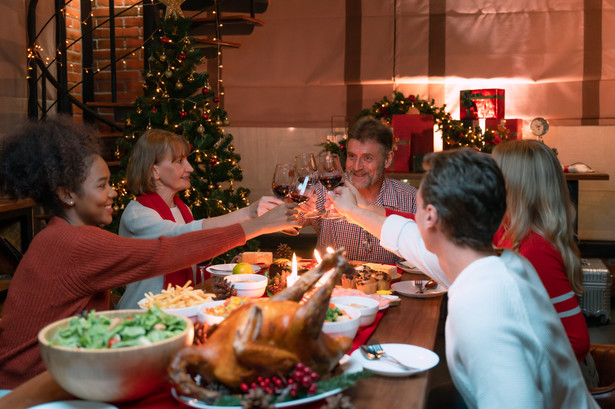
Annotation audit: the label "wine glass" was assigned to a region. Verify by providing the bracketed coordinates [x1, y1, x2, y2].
[272, 163, 300, 236]
[294, 153, 318, 183]
[317, 152, 345, 220]
[272, 163, 294, 200]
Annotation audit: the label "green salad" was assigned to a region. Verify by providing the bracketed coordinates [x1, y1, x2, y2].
[49, 307, 186, 349]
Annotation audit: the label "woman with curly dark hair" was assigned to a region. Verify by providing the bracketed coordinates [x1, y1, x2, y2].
[0, 116, 299, 388]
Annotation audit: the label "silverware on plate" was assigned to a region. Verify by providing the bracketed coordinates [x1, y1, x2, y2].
[359, 344, 417, 371]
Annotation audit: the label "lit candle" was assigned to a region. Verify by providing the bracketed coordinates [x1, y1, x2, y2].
[287, 253, 299, 287]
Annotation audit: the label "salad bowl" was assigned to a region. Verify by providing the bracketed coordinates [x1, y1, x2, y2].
[38, 309, 193, 402]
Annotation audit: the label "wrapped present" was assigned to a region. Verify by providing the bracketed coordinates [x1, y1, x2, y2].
[460, 89, 505, 119]
[485, 118, 523, 140]
[390, 114, 434, 172]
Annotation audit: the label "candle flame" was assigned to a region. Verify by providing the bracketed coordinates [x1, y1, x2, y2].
[287, 253, 299, 287]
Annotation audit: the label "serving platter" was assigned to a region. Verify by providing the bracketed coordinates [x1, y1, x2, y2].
[171, 354, 363, 408]
[206, 264, 261, 276]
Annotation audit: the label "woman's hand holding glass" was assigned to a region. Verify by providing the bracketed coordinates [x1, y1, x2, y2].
[317, 152, 345, 220]
[272, 163, 302, 235]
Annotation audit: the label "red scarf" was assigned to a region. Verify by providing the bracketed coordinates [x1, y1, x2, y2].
[137, 192, 196, 288]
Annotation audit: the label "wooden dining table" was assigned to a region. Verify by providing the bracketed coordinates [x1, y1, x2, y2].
[0, 273, 445, 409]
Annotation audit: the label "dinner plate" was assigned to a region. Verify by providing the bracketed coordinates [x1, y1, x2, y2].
[0, 389, 9, 398]
[391, 281, 446, 298]
[350, 343, 439, 377]
[396, 260, 421, 273]
[206, 263, 261, 276]
[171, 355, 363, 409]
[28, 401, 119, 409]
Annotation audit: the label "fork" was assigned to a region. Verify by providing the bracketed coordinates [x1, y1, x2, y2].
[414, 280, 424, 294]
[368, 343, 417, 371]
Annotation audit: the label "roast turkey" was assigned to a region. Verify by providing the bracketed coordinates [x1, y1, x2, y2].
[168, 249, 355, 402]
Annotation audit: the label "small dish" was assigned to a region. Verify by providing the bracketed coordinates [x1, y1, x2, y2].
[330, 295, 379, 327]
[391, 281, 446, 298]
[206, 263, 261, 277]
[350, 343, 439, 377]
[224, 274, 267, 298]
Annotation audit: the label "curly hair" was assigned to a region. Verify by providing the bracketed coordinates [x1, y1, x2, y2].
[0, 115, 102, 215]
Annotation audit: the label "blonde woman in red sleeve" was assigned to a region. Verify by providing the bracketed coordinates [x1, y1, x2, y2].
[0, 116, 299, 388]
[492, 140, 591, 371]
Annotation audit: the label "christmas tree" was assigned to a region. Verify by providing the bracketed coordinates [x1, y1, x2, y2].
[110, 13, 256, 262]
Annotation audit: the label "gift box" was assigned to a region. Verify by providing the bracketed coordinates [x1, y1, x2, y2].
[485, 118, 523, 140]
[390, 114, 434, 172]
[460, 89, 505, 119]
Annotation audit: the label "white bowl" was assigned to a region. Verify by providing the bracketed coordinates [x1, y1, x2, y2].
[38, 309, 193, 402]
[138, 298, 213, 322]
[322, 304, 361, 340]
[224, 273, 267, 298]
[330, 296, 379, 327]
[197, 299, 227, 325]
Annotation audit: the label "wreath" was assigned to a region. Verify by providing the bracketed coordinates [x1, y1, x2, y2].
[320, 91, 509, 157]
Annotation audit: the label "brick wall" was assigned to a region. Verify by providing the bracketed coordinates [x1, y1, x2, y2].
[92, 0, 145, 104]
[65, 1, 83, 119]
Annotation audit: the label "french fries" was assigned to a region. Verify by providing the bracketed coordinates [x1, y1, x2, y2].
[139, 281, 215, 309]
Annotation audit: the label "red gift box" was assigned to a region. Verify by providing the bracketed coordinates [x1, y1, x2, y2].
[390, 114, 434, 172]
[485, 118, 523, 140]
[460, 89, 505, 119]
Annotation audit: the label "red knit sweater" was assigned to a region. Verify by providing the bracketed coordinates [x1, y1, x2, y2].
[0, 217, 246, 388]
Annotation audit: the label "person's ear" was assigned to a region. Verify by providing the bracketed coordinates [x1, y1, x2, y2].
[56, 187, 76, 207]
[151, 164, 160, 181]
[423, 204, 439, 229]
[384, 149, 394, 169]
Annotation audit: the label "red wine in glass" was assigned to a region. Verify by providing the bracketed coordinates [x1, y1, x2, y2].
[272, 184, 290, 200]
[289, 192, 309, 204]
[319, 174, 343, 190]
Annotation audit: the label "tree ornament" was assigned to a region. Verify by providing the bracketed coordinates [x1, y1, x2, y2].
[228, 145, 234, 152]
[178, 52, 186, 61]
[187, 74, 195, 83]
[163, 92, 170, 98]
[160, 53, 167, 62]
[161, 36, 170, 44]
[159, 0, 186, 19]
[180, 110, 187, 119]
[197, 124, 205, 134]
[202, 87, 210, 94]
[216, 119, 223, 126]
[164, 115, 169, 125]
[213, 96, 220, 103]
[203, 113, 209, 120]
[113, 204, 120, 213]
[208, 184, 215, 190]
[151, 106, 158, 113]
[175, 80, 183, 90]
[125, 117, 132, 127]
[165, 69, 173, 78]
[146, 71, 154, 79]
[210, 156, 218, 165]
[223, 118, 230, 126]
[114, 145, 121, 159]
[136, 107, 142, 114]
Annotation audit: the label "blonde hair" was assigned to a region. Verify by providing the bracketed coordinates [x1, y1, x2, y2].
[126, 129, 190, 195]
[493, 140, 582, 293]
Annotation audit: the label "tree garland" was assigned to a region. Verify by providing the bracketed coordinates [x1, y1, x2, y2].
[321, 91, 509, 157]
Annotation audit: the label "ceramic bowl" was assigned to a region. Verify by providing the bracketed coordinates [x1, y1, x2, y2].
[322, 304, 361, 340]
[197, 299, 227, 325]
[330, 295, 379, 327]
[138, 297, 214, 323]
[38, 309, 193, 402]
[224, 273, 267, 298]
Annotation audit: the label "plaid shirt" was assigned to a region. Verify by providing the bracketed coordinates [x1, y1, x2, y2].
[310, 178, 417, 264]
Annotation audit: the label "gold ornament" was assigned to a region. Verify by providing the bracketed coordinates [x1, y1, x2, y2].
[114, 146, 121, 159]
[187, 74, 194, 83]
[165, 70, 173, 78]
[228, 145, 234, 152]
[197, 124, 205, 134]
[215, 119, 223, 126]
[125, 117, 132, 127]
[136, 107, 142, 114]
[175, 80, 183, 90]
[160, 53, 167, 62]
[159, 0, 186, 19]
[164, 115, 169, 125]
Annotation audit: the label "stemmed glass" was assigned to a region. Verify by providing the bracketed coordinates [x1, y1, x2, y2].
[272, 163, 294, 200]
[292, 153, 319, 218]
[317, 152, 345, 220]
[271, 163, 301, 236]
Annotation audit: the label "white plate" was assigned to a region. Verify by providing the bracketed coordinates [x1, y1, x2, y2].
[171, 355, 363, 409]
[0, 389, 10, 398]
[391, 281, 446, 298]
[28, 401, 118, 409]
[350, 343, 439, 377]
[206, 264, 261, 277]
[396, 260, 421, 273]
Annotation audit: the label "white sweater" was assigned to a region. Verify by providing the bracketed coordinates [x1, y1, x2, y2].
[380, 215, 598, 409]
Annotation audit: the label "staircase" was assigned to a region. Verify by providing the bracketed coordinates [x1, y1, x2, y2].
[26, 0, 269, 166]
